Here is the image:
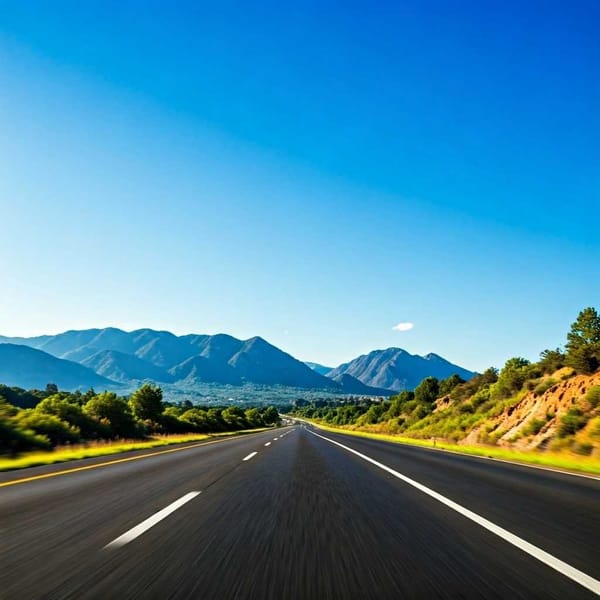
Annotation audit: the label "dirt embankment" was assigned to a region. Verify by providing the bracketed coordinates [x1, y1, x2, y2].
[462, 370, 600, 451]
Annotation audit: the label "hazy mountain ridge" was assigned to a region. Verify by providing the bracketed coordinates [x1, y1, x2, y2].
[0, 329, 473, 395]
[0, 329, 337, 392]
[80, 349, 175, 384]
[329, 348, 475, 391]
[328, 373, 393, 396]
[0, 344, 118, 390]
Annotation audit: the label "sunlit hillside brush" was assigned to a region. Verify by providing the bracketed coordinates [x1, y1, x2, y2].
[292, 307, 600, 467]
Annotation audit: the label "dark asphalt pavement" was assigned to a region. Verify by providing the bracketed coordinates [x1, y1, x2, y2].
[1, 424, 598, 599]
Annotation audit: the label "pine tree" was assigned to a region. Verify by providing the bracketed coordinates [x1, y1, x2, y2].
[565, 307, 600, 374]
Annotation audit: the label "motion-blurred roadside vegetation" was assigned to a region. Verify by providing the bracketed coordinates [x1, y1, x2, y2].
[0, 382, 280, 456]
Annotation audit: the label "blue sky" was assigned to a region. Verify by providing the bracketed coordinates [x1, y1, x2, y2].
[0, 1, 598, 372]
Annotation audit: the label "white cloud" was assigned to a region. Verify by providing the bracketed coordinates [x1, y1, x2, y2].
[392, 322, 414, 332]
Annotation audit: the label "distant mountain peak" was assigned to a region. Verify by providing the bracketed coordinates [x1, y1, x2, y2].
[327, 347, 474, 392]
[244, 335, 269, 346]
[0, 328, 338, 392]
[0, 328, 474, 396]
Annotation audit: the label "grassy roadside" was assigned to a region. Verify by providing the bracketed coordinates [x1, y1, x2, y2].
[310, 422, 600, 476]
[0, 427, 273, 472]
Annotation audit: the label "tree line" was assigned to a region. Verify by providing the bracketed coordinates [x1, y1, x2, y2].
[0, 383, 280, 455]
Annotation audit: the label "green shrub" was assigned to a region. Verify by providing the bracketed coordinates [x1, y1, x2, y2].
[470, 387, 491, 409]
[523, 418, 546, 436]
[550, 437, 571, 451]
[84, 392, 138, 439]
[492, 357, 531, 400]
[558, 409, 589, 438]
[476, 399, 497, 414]
[15, 410, 81, 446]
[0, 417, 51, 454]
[488, 428, 506, 444]
[538, 348, 566, 374]
[589, 418, 600, 440]
[585, 386, 600, 409]
[572, 442, 593, 456]
[412, 404, 431, 420]
[534, 379, 557, 397]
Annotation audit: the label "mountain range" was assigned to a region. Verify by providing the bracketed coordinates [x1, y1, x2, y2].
[0, 344, 115, 390]
[0, 328, 474, 395]
[327, 348, 475, 391]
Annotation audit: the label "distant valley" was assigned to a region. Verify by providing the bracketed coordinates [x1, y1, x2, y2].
[0, 328, 475, 400]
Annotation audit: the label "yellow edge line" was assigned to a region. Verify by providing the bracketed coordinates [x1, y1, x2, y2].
[0, 435, 252, 488]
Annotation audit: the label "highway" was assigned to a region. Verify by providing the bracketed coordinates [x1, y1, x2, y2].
[1, 424, 599, 599]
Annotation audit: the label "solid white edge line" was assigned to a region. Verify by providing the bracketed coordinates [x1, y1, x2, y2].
[243, 451, 258, 461]
[264, 442, 271, 446]
[308, 429, 600, 596]
[104, 491, 201, 549]
[296, 420, 598, 481]
[452, 449, 600, 481]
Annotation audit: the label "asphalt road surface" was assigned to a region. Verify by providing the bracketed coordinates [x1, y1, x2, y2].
[1, 424, 599, 599]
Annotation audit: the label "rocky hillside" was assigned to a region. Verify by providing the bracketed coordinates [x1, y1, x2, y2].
[291, 307, 600, 460]
[459, 369, 600, 453]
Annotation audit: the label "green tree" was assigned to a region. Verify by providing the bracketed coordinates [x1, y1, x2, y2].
[206, 408, 225, 431]
[492, 357, 531, 399]
[438, 374, 466, 396]
[84, 392, 137, 438]
[163, 406, 183, 419]
[414, 377, 440, 405]
[361, 403, 385, 424]
[15, 410, 81, 446]
[0, 417, 50, 454]
[129, 384, 164, 422]
[181, 408, 210, 432]
[35, 394, 99, 437]
[0, 385, 40, 409]
[565, 307, 600, 374]
[244, 407, 264, 428]
[538, 348, 566, 374]
[159, 412, 190, 434]
[262, 406, 280, 425]
[384, 391, 413, 419]
[45, 383, 59, 395]
[221, 406, 248, 430]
